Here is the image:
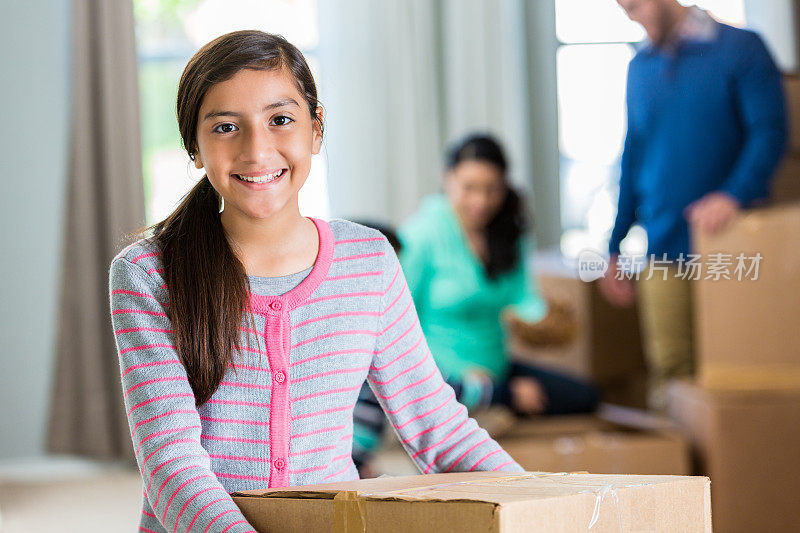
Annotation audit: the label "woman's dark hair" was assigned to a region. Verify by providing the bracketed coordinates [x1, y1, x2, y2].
[351, 220, 403, 253]
[446, 133, 529, 280]
[132, 31, 322, 406]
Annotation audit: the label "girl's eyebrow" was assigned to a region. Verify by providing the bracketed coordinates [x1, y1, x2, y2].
[202, 98, 300, 121]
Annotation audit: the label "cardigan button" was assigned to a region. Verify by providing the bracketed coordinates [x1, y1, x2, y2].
[273, 458, 285, 470]
[270, 301, 282, 311]
[274, 371, 286, 384]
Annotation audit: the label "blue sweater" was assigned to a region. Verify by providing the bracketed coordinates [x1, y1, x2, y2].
[609, 23, 788, 259]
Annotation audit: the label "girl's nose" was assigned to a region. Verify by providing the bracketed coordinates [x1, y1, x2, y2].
[238, 124, 275, 163]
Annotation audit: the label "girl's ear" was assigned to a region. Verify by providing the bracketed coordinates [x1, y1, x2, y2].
[311, 105, 323, 155]
[193, 153, 204, 169]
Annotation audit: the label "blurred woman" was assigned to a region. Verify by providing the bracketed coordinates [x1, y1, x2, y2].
[353, 134, 599, 473]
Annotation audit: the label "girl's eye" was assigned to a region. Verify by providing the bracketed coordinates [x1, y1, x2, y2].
[213, 123, 238, 134]
[271, 116, 294, 127]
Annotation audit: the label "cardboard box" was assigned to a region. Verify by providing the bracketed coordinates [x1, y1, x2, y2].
[496, 406, 690, 476]
[497, 413, 615, 439]
[771, 153, 800, 203]
[232, 471, 711, 532]
[370, 405, 687, 478]
[510, 253, 647, 392]
[599, 372, 649, 410]
[367, 412, 617, 479]
[493, 403, 679, 440]
[692, 203, 800, 389]
[667, 380, 800, 533]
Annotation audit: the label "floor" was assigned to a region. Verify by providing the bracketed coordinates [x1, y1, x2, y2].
[0, 456, 142, 533]
[0, 451, 418, 533]
[0, 411, 514, 532]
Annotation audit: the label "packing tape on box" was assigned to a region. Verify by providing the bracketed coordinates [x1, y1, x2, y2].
[333, 491, 366, 533]
[331, 472, 644, 532]
[585, 481, 622, 529]
[530, 473, 640, 530]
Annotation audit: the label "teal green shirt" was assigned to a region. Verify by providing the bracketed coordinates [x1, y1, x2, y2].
[398, 194, 547, 382]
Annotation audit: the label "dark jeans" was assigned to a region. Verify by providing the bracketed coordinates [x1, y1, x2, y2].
[491, 361, 600, 416]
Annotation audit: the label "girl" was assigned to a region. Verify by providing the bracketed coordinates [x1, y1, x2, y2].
[352, 135, 599, 474]
[109, 31, 522, 533]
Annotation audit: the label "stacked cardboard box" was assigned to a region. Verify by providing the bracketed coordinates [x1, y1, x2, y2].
[510, 253, 648, 408]
[668, 382, 800, 533]
[771, 153, 800, 202]
[232, 471, 712, 532]
[666, 203, 800, 532]
[772, 75, 800, 202]
[692, 203, 800, 389]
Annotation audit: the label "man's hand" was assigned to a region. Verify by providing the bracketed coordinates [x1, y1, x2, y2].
[684, 192, 741, 234]
[598, 254, 636, 308]
[509, 376, 546, 415]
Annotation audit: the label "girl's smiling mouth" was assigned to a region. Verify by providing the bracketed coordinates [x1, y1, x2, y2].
[232, 168, 288, 186]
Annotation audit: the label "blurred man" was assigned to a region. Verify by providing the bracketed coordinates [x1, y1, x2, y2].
[600, 0, 787, 411]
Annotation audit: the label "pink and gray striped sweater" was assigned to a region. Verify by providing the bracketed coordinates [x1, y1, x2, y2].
[109, 217, 523, 533]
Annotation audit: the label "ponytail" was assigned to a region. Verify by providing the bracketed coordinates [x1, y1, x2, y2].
[485, 187, 527, 279]
[148, 176, 258, 406]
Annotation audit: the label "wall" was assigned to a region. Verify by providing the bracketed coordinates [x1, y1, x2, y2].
[746, 0, 799, 73]
[0, 0, 72, 460]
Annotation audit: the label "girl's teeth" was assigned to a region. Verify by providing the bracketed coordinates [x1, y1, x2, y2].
[236, 170, 284, 183]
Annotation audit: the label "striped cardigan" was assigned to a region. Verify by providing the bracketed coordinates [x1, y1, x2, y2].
[109, 217, 523, 533]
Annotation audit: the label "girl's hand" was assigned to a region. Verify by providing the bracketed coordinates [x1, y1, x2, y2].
[509, 376, 546, 415]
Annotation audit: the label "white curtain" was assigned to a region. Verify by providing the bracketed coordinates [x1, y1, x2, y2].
[318, 0, 561, 246]
[318, 0, 442, 224]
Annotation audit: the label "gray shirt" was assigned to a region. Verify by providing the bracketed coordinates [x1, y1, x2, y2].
[248, 266, 312, 296]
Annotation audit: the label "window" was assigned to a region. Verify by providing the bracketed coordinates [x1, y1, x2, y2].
[555, 0, 746, 259]
[134, 0, 326, 225]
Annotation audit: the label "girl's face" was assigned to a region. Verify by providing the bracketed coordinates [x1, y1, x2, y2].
[193, 67, 322, 222]
[444, 159, 507, 232]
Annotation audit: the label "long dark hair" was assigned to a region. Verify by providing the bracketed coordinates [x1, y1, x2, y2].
[446, 134, 528, 280]
[133, 31, 322, 406]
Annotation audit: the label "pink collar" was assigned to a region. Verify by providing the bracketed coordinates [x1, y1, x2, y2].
[247, 217, 334, 313]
